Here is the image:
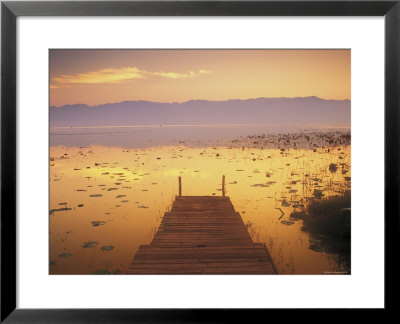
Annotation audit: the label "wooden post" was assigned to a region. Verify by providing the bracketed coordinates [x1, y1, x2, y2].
[222, 175, 225, 196]
[178, 176, 182, 196]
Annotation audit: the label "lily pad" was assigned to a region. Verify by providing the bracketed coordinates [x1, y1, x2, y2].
[82, 241, 98, 248]
[251, 183, 269, 187]
[59, 252, 72, 258]
[100, 245, 114, 251]
[329, 163, 338, 173]
[91, 221, 106, 227]
[280, 220, 295, 225]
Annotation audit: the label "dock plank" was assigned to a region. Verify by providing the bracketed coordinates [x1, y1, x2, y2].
[126, 196, 276, 274]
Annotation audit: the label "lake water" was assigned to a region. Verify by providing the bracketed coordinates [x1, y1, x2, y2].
[49, 124, 351, 274]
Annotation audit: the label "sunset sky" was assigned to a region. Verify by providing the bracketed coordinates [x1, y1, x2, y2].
[49, 49, 350, 107]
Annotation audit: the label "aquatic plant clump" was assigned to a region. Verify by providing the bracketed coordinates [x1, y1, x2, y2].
[300, 191, 351, 272]
[82, 241, 99, 248]
[59, 253, 72, 258]
[100, 245, 114, 251]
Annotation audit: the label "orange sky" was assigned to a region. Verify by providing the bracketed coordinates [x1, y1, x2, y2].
[49, 49, 350, 107]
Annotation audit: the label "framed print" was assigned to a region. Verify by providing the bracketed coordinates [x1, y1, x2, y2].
[1, 0, 399, 321]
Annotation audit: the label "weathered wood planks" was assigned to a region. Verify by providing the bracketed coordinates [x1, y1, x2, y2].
[126, 196, 276, 274]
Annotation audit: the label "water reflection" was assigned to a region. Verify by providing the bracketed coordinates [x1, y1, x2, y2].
[49, 125, 350, 274]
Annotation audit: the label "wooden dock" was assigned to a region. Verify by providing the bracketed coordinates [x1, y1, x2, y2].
[126, 195, 276, 274]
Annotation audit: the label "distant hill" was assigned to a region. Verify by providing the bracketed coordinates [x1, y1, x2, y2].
[49, 97, 350, 127]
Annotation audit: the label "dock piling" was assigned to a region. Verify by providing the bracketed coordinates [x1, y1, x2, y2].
[222, 175, 225, 197]
[178, 176, 182, 196]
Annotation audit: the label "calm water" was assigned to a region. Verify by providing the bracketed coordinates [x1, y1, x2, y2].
[49, 124, 351, 274]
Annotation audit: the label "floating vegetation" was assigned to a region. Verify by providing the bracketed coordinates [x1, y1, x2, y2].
[76, 189, 86, 192]
[115, 195, 126, 198]
[290, 211, 306, 219]
[59, 253, 72, 258]
[329, 163, 338, 173]
[77, 204, 84, 207]
[49, 207, 72, 215]
[91, 221, 106, 227]
[107, 188, 118, 191]
[100, 245, 114, 251]
[89, 194, 103, 198]
[82, 241, 98, 248]
[137, 205, 149, 209]
[251, 183, 270, 188]
[281, 220, 295, 225]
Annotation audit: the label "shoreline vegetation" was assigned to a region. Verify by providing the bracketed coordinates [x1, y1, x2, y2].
[231, 131, 350, 150]
[291, 191, 351, 273]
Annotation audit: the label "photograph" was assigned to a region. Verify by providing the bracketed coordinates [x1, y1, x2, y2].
[49, 49, 351, 275]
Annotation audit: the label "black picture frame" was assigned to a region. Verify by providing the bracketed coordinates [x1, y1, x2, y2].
[1, 0, 399, 322]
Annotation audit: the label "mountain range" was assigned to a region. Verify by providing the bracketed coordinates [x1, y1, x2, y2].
[49, 96, 350, 127]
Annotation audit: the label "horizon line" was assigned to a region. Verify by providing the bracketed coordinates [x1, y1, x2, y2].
[50, 122, 352, 130]
[50, 95, 351, 108]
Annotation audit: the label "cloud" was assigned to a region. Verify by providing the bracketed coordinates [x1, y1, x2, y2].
[51, 67, 211, 87]
[52, 67, 144, 85]
[150, 69, 212, 79]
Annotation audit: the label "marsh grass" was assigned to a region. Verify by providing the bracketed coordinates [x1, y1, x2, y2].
[297, 190, 351, 272]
